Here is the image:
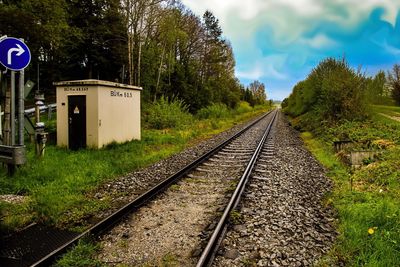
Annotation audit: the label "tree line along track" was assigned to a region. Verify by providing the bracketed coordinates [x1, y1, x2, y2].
[0, 110, 276, 267]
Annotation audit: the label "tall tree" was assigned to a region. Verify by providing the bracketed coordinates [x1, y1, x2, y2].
[65, 0, 127, 81]
[0, 0, 71, 92]
[249, 80, 267, 105]
[388, 64, 400, 105]
[1, 0, 246, 111]
[202, 10, 222, 84]
[122, 0, 167, 85]
[365, 71, 388, 105]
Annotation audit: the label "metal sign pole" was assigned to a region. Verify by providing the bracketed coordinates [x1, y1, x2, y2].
[0, 71, 2, 137]
[0, 36, 31, 174]
[10, 70, 15, 146]
[18, 69, 24, 145]
[4, 72, 11, 145]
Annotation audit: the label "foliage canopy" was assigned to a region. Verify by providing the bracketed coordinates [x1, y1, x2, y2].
[0, 0, 267, 111]
[283, 57, 372, 128]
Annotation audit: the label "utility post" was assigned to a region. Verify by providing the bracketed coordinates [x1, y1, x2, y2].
[34, 91, 47, 156]
[18, 69, 24, 145]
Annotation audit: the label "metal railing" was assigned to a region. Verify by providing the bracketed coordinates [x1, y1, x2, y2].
[0, 103, 56, 136]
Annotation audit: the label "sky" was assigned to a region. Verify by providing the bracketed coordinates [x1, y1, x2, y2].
[181, 0, 400, 100]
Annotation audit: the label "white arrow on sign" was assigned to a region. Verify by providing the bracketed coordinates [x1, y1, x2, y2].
[7, 43, 25, 65]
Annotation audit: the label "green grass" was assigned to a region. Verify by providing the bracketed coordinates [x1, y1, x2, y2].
[0, 104, 270, 232]
[370, 105, 400, 126]
[372, 104, 400, 116]
[313, 114, 400, 149]
[54, 239, 103, 267]
[55, 238, 180, 267]
[0, 133, 186, 230]
[229, 209, 243, 224]
[302, 129, 400, 267]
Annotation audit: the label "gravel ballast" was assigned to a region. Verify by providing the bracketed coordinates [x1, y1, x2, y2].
[213, 112, 336, 267]
[96, 113, 276, 266]
[93, 111, 336, 266]
[93, 113, 268, 219]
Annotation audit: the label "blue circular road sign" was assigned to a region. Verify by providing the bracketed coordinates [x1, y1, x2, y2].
[0, 37, 31, 71]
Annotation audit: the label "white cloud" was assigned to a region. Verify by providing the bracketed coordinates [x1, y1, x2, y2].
[182, 1, 400, 38]
[236, 55, 288, 81]
[182, 0, 266, 20]
[181, 0, 400, 97]
[236, 65, 263, 80]
[273, 0, 323, 16]
[300, 34, 338, 49]
[382, 41, 400, 55]
[370, 38, 400, 56]
[265, 65, 288, 80]
[267, 87, 293, 101]
[334, 0, 400, 26]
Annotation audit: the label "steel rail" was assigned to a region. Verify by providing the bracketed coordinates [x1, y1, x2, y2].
[196, 109, 278, 267]
[30, 110, 274, 267]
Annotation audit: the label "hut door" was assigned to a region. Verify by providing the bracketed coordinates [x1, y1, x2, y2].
[68, 95, 87, 150]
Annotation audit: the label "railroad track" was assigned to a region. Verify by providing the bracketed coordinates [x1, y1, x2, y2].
[95, 108, 333, 267]
[0, 109, 277, 267]
[97, 110, 278, 266]
[196, 110, 277, 267]
[211, 113, 335, 267]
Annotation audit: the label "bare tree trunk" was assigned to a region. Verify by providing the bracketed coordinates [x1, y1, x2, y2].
[88, 62, 93, 79]
[125, 0, 134, 85]
[168, 50, 172, 86]
[125, 0, 169, 86]
[137, 16, 144, 86]
[129, 34, 134, 85]
[201, 42, 207, 85]
[137, 41, 142, 86]
[155, 44, 165, 102]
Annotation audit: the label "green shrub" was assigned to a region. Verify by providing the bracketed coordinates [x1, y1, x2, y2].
[319, 118, 400, 145]
[284, 57, 369, 125]
[234, 101, 253, 114]
[144, 96, 193, 129]
[196, 103, 230, 119]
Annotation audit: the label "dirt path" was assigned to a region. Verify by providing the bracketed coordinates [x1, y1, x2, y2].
[379, 113, 400, 122]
